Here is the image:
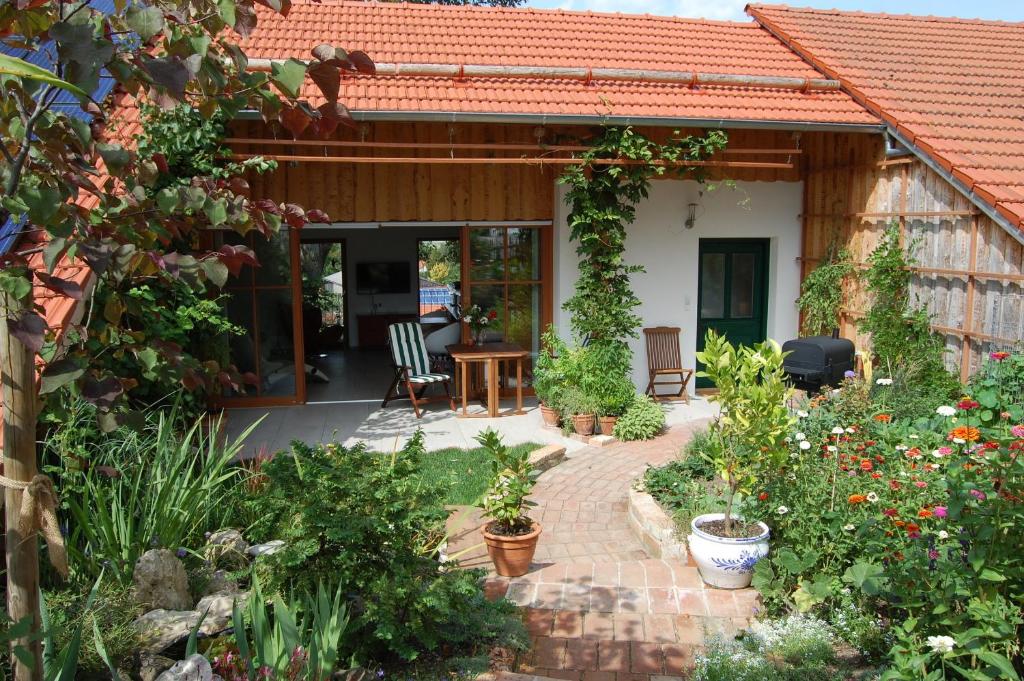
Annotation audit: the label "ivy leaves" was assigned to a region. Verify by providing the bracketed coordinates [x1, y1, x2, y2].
[558, 126, 728, 348]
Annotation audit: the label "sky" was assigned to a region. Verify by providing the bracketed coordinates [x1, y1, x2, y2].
[525, 0, 1024, 22]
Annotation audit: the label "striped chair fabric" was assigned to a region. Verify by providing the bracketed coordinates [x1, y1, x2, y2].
[388, 322, 449, 383]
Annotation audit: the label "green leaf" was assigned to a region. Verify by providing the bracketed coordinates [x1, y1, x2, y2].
[204, 198, 228, 226]
[270, 58, 307, 99]
[92, 620, 121, 681]
[40, 358, 86, 394]
[97, 144, 131, 173]
[156, 187, 179, 214]
[978, 568, 1005, 582]
[0, 53, 88, 98]
[125, 4, 165, 41]
[842, 561, 886, 595]
[976, 651, 1019, 680]
[21, 185, 63, 224]
[137, 347, 159, 372]
[201, 258, 229, 288]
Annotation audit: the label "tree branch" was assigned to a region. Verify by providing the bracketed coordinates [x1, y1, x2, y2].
[5, 85, 57, 197]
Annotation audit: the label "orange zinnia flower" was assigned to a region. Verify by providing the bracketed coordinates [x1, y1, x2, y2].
[918, 508, 933, 518]
[874, 413, 892, 423]
[848, 494, 867, 504]
[949, 426, 981, 442]
[860, 460, 873, 472]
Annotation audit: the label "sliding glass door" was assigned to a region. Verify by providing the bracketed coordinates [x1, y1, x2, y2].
[463, 224, 552, 389]
[215, 228, 305, 405]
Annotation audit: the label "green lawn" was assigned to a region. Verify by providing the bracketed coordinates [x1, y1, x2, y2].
[417, 442, 542, 505]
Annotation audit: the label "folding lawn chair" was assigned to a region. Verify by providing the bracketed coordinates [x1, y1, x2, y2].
[382, 322, 456, 418]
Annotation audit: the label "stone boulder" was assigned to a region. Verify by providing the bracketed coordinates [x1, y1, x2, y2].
[195, 592, 249, 633]
[122, 650, 175, 681]
[206, 529, 249, 570]
[154, 654, 221, 681]
[134, 549, 191, 611]
[134, 610, 201, 653]
[246, 540, 284, 557]
[200, 570, 240, 597]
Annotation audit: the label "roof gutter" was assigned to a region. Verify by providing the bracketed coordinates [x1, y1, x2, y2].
[886, 126, 1024, 246]
[235, 108, 883, 134]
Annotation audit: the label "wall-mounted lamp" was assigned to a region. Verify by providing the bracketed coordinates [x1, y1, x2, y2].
[684, 202, 699, 229]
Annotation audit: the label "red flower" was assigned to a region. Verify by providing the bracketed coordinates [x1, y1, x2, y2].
[860, 460, 873, 472]
[958, 399, 980, 411]
[883, 508, 899, 517]
[871, 472, 882, 479]
[758, 492, 769, 501]
[890, 480, 902, 491]
[487, 310, 498, 319]
[990, 351, 1010, 361]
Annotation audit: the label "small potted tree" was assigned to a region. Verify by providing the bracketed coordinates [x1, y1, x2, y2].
[477, 428, 541, 577]
[534, 326, 565, 427]
[689, 330, 794, 588]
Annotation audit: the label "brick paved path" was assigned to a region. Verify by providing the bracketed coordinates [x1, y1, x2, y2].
[449, 420, 761, 681]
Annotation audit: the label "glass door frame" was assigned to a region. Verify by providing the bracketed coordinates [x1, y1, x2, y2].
[460, 221, 554, 394]
[210, 228, 307, 408]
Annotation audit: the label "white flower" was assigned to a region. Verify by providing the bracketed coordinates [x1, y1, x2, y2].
[795, 432, 806, 441]
[932, 450, 945, 458]
[843, 524, 855, 531]
[926, 635, 956, 654]
[909, 434, 920, 440]
[831, 427, 846, 435]
[846, 427, 855, 434]
[876, 378, 893, 386]
[953, 438, 966, 445]
[866, 492, 879, 503]
[895, 445, 909, 451]
[827, 445, 837, 453]
[799, 440, 811, 451]
[776, 506, 789, 515]
[938, 530, 949, 540]
[936, 405, 957, 417]
[797, 410, 809, 418]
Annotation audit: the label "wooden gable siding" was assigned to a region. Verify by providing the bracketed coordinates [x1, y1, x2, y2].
[228, 121, 802, 223]
[801, 131, 1024, 379]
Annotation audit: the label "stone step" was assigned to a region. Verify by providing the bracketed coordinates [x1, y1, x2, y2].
[485, 559, 760, 617]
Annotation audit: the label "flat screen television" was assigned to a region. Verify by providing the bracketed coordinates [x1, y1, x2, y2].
[356, 261, 410, 294]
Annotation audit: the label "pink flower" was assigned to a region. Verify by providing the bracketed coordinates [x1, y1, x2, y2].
[970, 489, 987, 501]
[914, 481, 928, 488]
[928, 549, 940, 560]
[990, 351, 1010, 361]
[934, 506, 948, 518]
[1011, 425, 1024, 439]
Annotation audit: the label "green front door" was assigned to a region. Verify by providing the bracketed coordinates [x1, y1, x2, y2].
[696, 239, 769, 388]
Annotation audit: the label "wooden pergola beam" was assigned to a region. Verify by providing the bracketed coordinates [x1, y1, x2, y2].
[228, 153, 793, 169]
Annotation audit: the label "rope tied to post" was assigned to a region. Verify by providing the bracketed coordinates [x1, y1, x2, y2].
[0, 473, 68, 577]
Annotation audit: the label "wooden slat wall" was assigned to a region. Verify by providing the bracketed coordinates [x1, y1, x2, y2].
[230, 121, 802, 222]
[802, 131, 1024, 379]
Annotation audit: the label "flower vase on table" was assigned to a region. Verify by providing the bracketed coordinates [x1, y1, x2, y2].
[463, 304, 497, 346]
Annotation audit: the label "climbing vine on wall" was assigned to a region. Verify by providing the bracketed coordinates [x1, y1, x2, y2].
[797, 240, 856, 335]
[559, 126, 728, 355]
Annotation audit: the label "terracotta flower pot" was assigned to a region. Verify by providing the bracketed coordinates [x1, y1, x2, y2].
[598, 415, 619, 436]
[571, 413, 596, 436]
[539, 403, 561, 427]
[482, 521, 542, 577]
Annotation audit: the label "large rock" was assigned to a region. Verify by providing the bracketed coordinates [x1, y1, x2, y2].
[200, 570, 240, 597]
[155, 654, 221, 681]
[134, 549, 192, 611]
[195, 592, 249, 633]
[246, 540, 285, 557]
[134, 610, 201, 653]
[206, 529, 249, 570]
[123, 651, 176, 681]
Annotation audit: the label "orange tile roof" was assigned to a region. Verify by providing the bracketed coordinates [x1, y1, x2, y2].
[749, 4, 1024, 233]
[237, 0, 876, 126]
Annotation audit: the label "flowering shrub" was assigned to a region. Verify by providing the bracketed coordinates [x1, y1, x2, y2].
[749, 351, 1024, 679]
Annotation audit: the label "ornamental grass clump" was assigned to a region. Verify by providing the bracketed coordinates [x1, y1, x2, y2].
[478, 429, 538, 535]
[696, 330, 794, 536]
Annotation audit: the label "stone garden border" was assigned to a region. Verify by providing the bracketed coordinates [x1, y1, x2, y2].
[627, 486, 688, 562]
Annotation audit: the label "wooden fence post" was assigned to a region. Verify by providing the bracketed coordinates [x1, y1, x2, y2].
[1, 289, 42, 681]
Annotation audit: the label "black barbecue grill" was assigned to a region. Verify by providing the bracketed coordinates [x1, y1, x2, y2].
[782, 335, 855, 392]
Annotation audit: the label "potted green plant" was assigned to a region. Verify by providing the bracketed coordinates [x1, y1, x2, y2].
[595, 373, 636, 435]
[477, 428, 541, 577]
[560, 385, 599, 436]
[534, 326, 566, 427]
[690, 330, 794, 588]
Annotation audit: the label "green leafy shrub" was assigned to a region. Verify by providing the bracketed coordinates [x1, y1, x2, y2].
[54, 407, 256, 585]
[533, 326, 566, 407]
[40, 579, 137, 678]
[613, 395, 666, 441]
[241, 432, 526, 663]
[558, 384, 600, 417]
[478, 429, 538, 534]
[967, 350, 1024, 427]
[642, 452, 724, 531]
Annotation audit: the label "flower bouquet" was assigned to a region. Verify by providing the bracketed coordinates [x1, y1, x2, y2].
[462, 304, 498, 344]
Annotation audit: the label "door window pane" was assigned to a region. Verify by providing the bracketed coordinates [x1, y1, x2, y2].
[700, 253, 726, 318]
[224, 290, 256, 397]
[469, 228, 505, 281]
[254, 230, 293, 286]
[730, 253, 755, 319]
[508, 228, 540, 280]
[259, 288, 298, 396]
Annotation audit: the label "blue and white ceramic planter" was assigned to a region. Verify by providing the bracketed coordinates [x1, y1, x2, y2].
[688, 513, 770, 589]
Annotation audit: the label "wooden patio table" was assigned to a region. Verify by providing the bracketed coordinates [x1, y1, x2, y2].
[447, 342, 529, 418]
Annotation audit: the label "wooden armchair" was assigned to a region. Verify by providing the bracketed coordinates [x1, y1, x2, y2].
[382, 322, 456, 418]
[643, 326, 693, 403]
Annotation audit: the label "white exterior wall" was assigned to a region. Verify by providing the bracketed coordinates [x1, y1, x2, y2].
[553, 179, 803, 393]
